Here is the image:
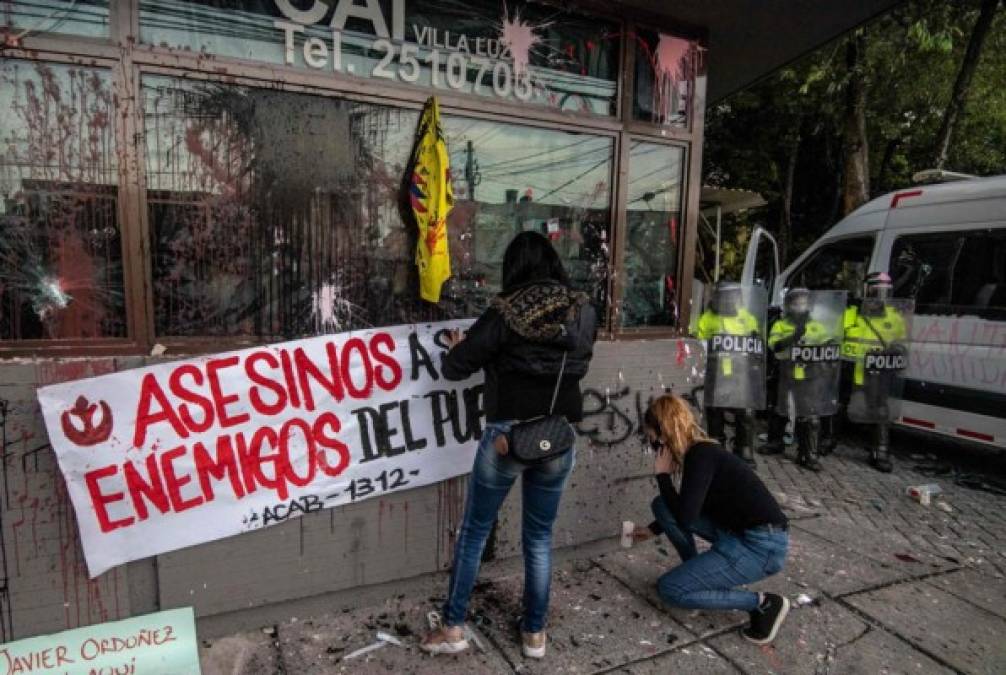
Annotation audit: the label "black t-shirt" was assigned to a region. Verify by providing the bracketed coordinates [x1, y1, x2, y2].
[649, 441, 787, 535]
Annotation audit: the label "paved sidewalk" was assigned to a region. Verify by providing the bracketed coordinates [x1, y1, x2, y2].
[200, 438, 1006, 674]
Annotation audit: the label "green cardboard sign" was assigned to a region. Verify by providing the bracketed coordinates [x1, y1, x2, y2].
[0, 607, 200, 675]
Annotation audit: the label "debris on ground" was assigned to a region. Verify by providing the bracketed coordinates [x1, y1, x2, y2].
[342, 641, 387, 661]
[343, 632, 403, 660]
[913, 461, 1006, 497]
[906, 483, 942, 506]
[375, 631, 403, 646]
[795, 593, 819, 607]
[465, 626, 485, 652]
[954, 473, 1006, 497]
[935, 500, 953, 513]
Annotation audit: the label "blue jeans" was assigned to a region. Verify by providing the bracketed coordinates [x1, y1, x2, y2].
[650, 496, 788, 611]
[443, 421, 574, 633]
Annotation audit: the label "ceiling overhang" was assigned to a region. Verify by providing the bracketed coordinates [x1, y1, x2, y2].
[610, 0, 905, 101]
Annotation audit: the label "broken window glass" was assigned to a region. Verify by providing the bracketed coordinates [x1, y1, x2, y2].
[619, 140, 684, 328]
[143, 76, 613, 338]
[1, 0, 110, 40]
[0, 60, 124, 341]
[139, 0, 619, 115]
[633, 30, 700, 127]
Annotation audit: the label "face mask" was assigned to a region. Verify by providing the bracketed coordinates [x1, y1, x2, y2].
[714, 296, 739, 315]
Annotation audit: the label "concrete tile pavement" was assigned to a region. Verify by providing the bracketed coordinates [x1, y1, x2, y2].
[844, 583, 1006, 674]
[199, 439, 1006, 674]
[469, 566, 685, 673]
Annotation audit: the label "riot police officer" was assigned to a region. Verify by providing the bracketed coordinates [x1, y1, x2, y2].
[842, 273, 912, 473]
[696, 282, 767, 467]
[766, 288, 845, 471]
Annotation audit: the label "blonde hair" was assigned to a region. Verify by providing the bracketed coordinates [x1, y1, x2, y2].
[643, 394, 711, 473]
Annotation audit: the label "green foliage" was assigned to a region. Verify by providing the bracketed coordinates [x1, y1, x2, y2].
[702, 0, 1006, 274]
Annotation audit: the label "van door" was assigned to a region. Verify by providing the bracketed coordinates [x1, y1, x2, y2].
[885, 226, 1006, 447]
[741, 226, 780, 298]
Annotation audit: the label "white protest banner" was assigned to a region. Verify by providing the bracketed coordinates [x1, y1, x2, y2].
[0, 607, 199, 675]
[37, 321, 481, 578]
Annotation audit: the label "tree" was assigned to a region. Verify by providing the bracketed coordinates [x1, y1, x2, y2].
[932, 0, 1001, 169]
[842, 31, 870, 214]
[702, 0, 1006, 269]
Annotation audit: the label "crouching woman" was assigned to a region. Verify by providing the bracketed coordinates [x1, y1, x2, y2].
[633, 394, 791, 644]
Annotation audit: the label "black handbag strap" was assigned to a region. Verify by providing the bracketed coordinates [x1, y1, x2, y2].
[548, 352, 568, 415]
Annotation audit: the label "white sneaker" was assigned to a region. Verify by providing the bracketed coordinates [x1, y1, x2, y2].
[522, 631, 546, 659]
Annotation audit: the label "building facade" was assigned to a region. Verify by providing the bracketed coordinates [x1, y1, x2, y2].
[1, 0, 714, 641]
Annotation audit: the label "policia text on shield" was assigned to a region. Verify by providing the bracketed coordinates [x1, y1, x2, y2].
[761, 289, 846, 471]
[695, 283, 768, 467]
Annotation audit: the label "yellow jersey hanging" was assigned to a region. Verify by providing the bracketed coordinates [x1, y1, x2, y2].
[409, 97, 454, 303]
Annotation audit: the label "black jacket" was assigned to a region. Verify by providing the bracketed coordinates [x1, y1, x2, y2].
[441, 280, 598, 422]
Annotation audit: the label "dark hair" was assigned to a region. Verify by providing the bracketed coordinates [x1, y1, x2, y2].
[500, 231, 570, 292]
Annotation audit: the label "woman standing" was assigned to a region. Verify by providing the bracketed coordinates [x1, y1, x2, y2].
[633, 394, 791, 644]
[421, 232, 597, 659]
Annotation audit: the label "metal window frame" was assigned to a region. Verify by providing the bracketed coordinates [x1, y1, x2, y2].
[0, 0, 708, 357]
[610, 19, 708, 340]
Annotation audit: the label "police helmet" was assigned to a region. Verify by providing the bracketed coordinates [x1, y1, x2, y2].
[710, 282, 743, 315]
[784, 287, 812, 320]
[864, 271, 893, 301]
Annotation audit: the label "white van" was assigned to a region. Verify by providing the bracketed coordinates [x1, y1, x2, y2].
[741, 175, 1006, 449]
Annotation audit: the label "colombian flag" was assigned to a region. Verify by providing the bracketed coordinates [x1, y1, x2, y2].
[409, 97, 453, 303]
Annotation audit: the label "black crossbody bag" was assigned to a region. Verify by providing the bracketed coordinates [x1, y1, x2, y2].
[506, 352, 576, 464]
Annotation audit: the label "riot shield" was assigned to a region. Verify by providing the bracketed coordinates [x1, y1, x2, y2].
[774, 291, 847, 419]
[845, 298, 914, 424]
[699, 285, 768, 411]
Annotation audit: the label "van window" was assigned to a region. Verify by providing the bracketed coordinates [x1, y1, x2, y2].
[753, 235, 778, 292]
[788, 236, 874, 296]
[890, 229, 1006, 319]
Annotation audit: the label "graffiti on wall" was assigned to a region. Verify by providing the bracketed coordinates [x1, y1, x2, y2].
[0, 358, 129, 641]
[0, 398, 13, 643]
[577, 383, 704, 448]
[909, 315, 1006, 389]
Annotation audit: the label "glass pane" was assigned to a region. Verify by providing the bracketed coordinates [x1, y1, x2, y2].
[142, 75, 613, 338]
[438, 118, 613, 316]
[753, 236, 777, 291]
[0, 60, 124, 341]
[891, 230, 1006, 319]
[633, 30, 700, 127]
[2, 0, 110, 39]
[620, 140, 684, 328]
[890, 233, 962, 310]
[791, 237, 873, 295]
[139, 0, 618, 116]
